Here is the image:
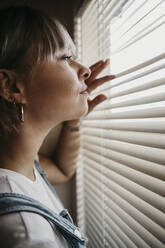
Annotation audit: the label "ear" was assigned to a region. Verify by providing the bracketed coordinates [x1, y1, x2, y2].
[0, 69, 27, 104]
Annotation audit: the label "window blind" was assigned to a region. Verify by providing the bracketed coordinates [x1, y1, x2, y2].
[74, 0, 165, 247]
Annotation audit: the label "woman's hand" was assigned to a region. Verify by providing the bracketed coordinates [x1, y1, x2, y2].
[65, 58, 115, 127]
[85, 58, 115, 115]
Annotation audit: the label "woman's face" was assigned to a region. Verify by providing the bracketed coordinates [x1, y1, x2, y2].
[24, 49, 91, 129]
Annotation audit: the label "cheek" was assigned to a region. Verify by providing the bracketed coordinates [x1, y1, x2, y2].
[55, 72, 79, 99]
[25, 66, 80, 117]
[55, 85, 78, 111]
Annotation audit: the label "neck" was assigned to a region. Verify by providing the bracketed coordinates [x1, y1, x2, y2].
[0, 123, 53, 181]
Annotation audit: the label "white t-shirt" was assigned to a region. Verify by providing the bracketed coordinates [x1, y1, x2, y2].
[0, 163, 69, 248]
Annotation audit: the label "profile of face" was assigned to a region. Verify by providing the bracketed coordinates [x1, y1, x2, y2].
[24, 47, 91, 129]
[0, 7, 92, 133]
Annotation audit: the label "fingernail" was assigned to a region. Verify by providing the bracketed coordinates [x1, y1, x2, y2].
[100, 95, 107, 101]
[105, 58, 110, 64]
[109, 75, 115, 79]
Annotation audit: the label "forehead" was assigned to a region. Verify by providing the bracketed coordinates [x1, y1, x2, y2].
[32, 15, 76, 64]
[51, 19, 76, 56]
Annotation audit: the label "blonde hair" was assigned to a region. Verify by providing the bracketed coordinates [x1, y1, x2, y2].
[0, 6, 75, 139]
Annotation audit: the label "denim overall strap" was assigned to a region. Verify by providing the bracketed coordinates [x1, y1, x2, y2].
[34, 159, 64, 207]
[34, 159, 74, 224]
[0, 193, 88, 248]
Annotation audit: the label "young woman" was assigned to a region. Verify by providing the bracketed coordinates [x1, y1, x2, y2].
[0, 6, 115, 248]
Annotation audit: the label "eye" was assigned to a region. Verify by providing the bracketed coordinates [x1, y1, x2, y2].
[62, 55, 72, 62]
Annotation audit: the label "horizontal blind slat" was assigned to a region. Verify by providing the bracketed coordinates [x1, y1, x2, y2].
[85, 172, 165, 246]
[82, 127, 165, 149]
[83, 118, 165, 133]
[83, 152, 165, 207]
[85, 185, 149, 248]
[112, 53, 165, 79]
[104, 211, 139, 248]
[111, 32, 165, 75]
[86, 195, 129, 248]
[85, 163, 165, 221]
[106, 85, 165, 107]
[85, 176, 164, 248]
[82, 141, 165, 181]
[86, 225, 101, 248]
[111, 1, 165, 48]
[87, 210, 120, 248]
[86, 190, 138, 248]
[86, 219, 103, 247]
[85, 101, 165, 119]
[95, 76, 165, 99]
[82, 135, 165, 165]
[111, 0, 152, 35]
[112, 19, 165, 55]
[93, 63, 165, 96]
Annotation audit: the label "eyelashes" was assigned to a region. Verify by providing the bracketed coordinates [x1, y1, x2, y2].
[61, 53, 79, 65]
[62, 55, 72, 61]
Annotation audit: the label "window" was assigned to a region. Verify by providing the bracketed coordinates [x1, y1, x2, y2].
[74, 0, 165, 247]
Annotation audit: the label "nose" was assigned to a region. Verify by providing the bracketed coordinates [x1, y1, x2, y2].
[78, 64, 91, 80]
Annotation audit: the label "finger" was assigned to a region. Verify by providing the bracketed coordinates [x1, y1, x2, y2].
[87, 59, 110, 83]
[87, 75, 115, 94]
[87, 95, 107, 114]
[89, 60, 103, 71]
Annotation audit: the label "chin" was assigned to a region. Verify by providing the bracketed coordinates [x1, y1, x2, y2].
[70, 98, 88, 119]
[79, 105, 88, 118]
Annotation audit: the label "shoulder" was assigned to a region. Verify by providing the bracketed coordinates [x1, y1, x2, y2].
[0, 215, 57, 247]
[0, 212, 27, 247]
[0, 210, 56, 240]
[0, 211, 58, 247]
[0, 173, 63, 246]
[0, 174, 54, 239]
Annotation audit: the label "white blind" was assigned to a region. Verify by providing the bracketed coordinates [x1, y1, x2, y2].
[74, 0, 165, 247]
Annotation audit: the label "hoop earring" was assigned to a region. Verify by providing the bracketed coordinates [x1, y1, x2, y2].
[20, 104, 24, 123]
[10, 97, 24, 123]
